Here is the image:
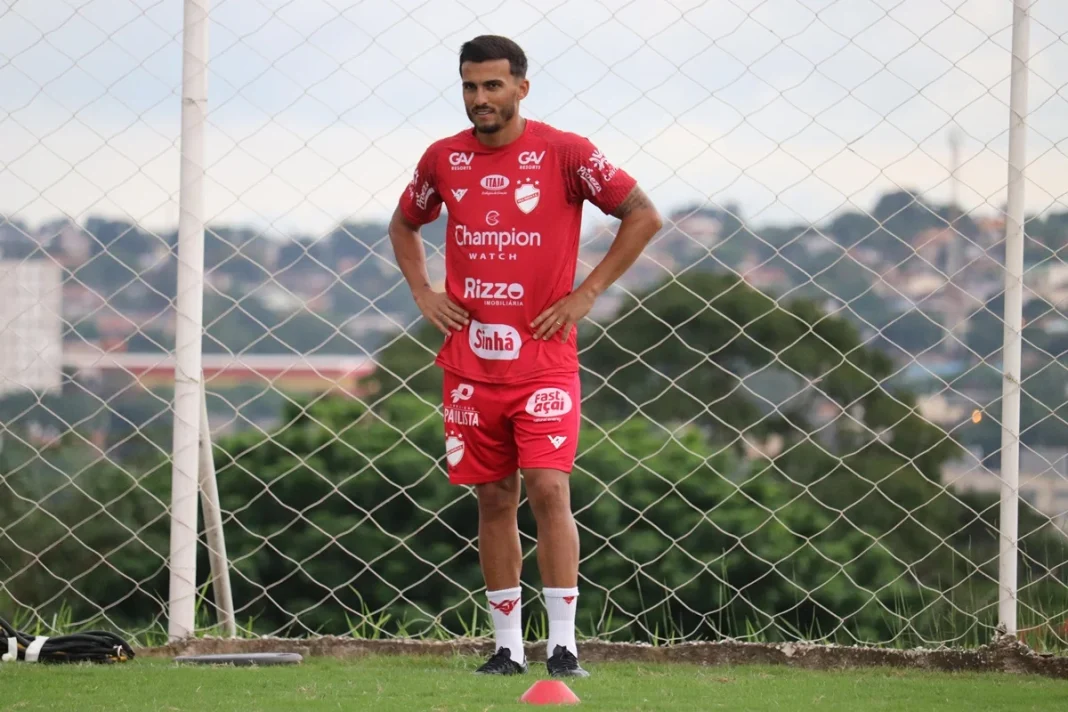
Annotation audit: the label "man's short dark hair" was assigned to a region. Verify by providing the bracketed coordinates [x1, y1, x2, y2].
[459, 35, 528, 79]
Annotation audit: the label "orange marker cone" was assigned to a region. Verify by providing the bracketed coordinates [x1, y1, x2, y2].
[519, 679, 581, 705]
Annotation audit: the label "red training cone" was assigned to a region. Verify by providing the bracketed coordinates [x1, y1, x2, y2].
[520, 680, 581, 705]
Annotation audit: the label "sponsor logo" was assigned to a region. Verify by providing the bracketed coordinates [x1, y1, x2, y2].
[415, 182, 435, 210]
[452, 188, 467, 202]
[485, 210, 500, 226]
[454, 223, 542, 261]
[450, 383, 474, 403]
[406, 168, 436, 209]
[589, 149, 618, 181]
[449, 152, 473, 170]
[491, 598, 520, 615]
[514, 178, 540, 214]
[444, 406, 479, 427]
[548, 435, 567, 449]
[469, 320, 521, 360]
[445, 383, 478, 426]
[576, 165, 600, 195]
[562, 595, 576, 604]
[464, 278, 524, 306]
[445, 431, 465, 466]
[518, 150, 545, 169]
[526, 388, 573, 422]
[480, 174, 509, 194]
[406, 168, 420, 197]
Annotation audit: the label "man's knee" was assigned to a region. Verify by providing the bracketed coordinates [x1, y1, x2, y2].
[476, 473, 521, 518]
[523, 469, 571, 516]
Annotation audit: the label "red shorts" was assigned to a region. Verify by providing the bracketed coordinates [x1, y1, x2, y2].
[442, 370, 581, 486]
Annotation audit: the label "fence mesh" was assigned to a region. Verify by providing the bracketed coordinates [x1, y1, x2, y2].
[1, 0, 1067, 651]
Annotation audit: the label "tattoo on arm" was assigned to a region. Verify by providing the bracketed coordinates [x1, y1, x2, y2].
[612, 185, 654, 219]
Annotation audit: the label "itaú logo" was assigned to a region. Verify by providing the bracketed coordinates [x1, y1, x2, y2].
[454, 224, 542, 250]
[481, 174, 509, 190]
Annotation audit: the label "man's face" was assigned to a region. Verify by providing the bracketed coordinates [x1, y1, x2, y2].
[461, 59, 528, 134]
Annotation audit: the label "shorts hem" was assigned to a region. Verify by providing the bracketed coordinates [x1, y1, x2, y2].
[448, 471, 516, 486]
[519, 462, 575, 474]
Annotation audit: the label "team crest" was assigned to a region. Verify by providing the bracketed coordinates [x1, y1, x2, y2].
[514, 179, 540, 214]
[445, 431, 465, 467]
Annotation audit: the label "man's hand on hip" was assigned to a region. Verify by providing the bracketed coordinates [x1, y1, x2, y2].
[531, 288, 596, 342]
[415, 287, 469, 335]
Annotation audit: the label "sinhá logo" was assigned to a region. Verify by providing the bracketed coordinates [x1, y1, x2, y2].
[469, 319, 521, 360]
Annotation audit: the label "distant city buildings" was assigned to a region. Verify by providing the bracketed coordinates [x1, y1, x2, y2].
[2, 204, 1064, 529]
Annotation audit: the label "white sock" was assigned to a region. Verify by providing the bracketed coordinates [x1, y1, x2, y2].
[487, 587, 524, 665]
[543, 587, 579, 659]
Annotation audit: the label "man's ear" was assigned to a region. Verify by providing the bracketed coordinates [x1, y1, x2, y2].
[518, 78, 530, 100]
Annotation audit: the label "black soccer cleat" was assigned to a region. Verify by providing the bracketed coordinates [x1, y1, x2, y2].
[474, 647, 528, 675]
[546, 644, 590, 678]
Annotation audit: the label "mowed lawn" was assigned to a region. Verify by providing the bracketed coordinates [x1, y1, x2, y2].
[1, 653, 1065, 711]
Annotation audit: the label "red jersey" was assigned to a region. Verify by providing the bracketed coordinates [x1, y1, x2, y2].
[398, 119, 637, 385]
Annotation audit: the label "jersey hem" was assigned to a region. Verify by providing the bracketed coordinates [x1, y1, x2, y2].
[436, 359, 579, 386]
[400, 200, 435, 226]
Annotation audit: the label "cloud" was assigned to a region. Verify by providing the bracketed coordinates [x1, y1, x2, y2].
[2, 0, 1067, 235]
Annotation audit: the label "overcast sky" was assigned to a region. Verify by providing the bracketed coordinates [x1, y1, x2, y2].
[2, 0, 1067, 238]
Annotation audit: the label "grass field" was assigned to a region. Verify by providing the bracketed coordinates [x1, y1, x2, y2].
[1, 653, 1066, 711]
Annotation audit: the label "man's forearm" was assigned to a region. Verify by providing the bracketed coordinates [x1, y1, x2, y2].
[576, 210, 661, 299]
[389, 218, 433, 296]
[576, 220, 653, 298]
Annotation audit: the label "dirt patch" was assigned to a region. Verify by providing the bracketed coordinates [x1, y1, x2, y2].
[142, 633, 1068, 679]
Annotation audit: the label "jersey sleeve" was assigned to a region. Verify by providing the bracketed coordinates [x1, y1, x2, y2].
[398, 145, 444, 225]
[562, 135, 638, 215]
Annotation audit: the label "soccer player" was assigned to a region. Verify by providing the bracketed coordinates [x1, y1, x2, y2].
[388, 35, 662, 677]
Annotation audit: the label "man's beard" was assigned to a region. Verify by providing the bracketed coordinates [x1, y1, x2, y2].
[470, 103, 515, 133]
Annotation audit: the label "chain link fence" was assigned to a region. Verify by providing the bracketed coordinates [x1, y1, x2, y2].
[1, 0, 1067, 652]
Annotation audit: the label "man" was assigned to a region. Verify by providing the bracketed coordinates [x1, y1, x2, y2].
[388, 34, 662, 677]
